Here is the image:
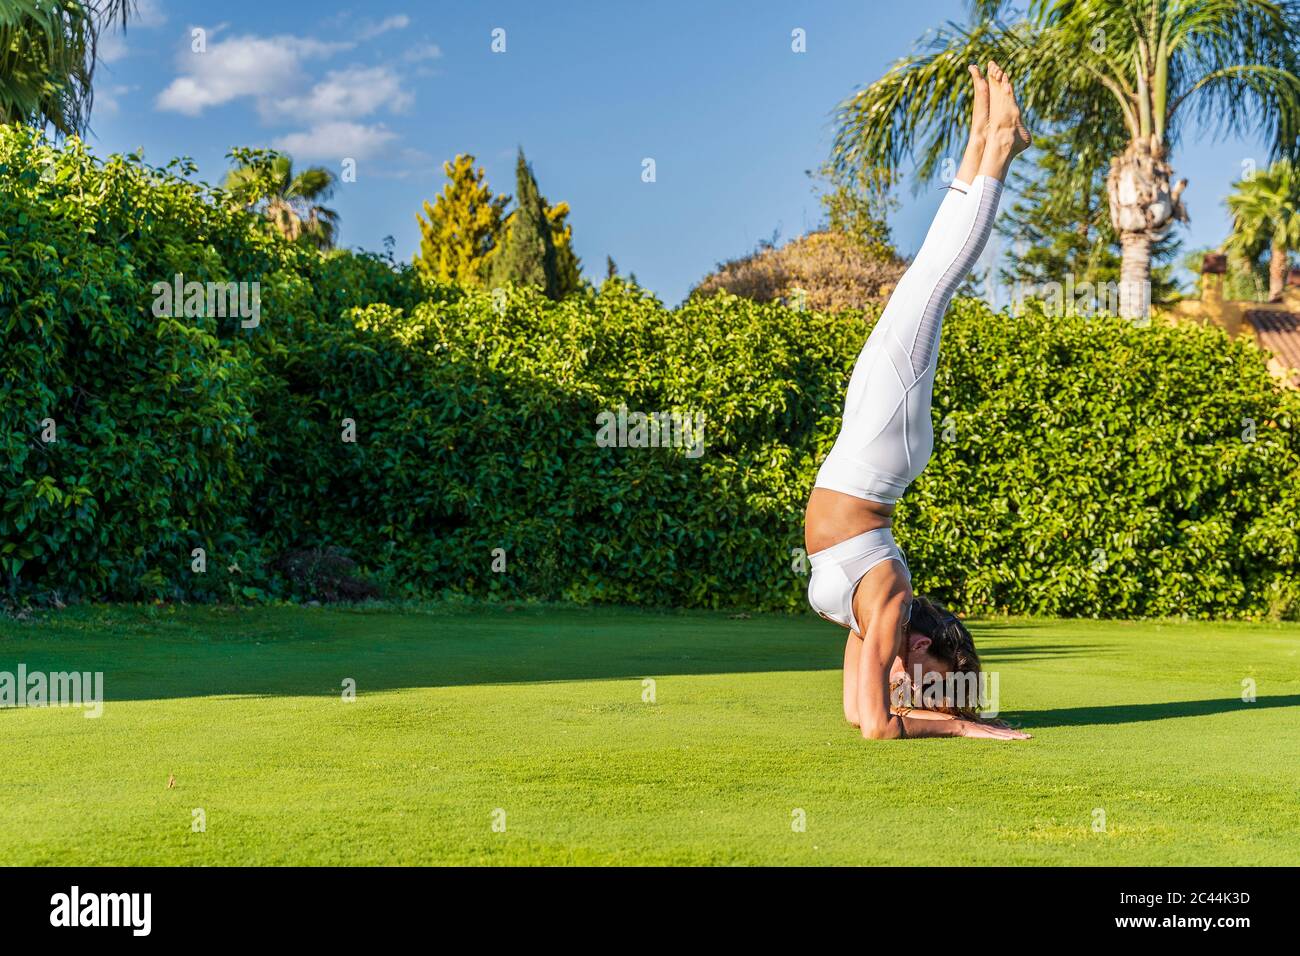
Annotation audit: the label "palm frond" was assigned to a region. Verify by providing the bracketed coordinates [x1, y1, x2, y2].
[1163, 0, 1300, 159]
[831, 20, 1021, 189]
[832, 0, 1300, 192]
[0, 0, 135, 134]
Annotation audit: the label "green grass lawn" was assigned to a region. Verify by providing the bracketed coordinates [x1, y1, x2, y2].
[1, 603, 1297, 865]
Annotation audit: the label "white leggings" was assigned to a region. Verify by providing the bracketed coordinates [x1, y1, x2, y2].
[807, 175, 1003, 633]
[815, 175, 1003, 504]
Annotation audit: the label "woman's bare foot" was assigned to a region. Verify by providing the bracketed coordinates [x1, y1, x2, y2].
[978, 59, 1032, 182]
[954, 64, 989, 185]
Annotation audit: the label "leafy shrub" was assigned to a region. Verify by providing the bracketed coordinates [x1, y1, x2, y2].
[0, 126, 412, 601]
[4, 126, 1299, 618]
[1, 131, 268, 599]
[908, 299, 1300, 618]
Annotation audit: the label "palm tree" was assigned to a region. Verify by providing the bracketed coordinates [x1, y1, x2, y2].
[224, 148, 340, 250]
[1226, 159, 1300, 300]
[832, 0, 1300, 319]
[0, 0, 132, 134]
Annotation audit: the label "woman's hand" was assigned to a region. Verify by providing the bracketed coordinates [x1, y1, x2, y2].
[959, 720, 1032, 740]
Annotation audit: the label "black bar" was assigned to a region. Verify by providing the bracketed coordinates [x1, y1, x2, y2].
[0, 866, 1285, 942]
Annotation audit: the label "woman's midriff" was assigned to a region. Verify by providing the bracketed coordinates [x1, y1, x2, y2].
[804, 487, 894, 554]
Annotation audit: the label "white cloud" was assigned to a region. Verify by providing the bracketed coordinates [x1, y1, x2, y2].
[95, 84, 136, 116]
[156, 32, 350, 116]
[154, 20, 430, 167]
[359, 15, 410, 40]
[272, 121, 398, 161]
[403, 42, 442, 62]
[269, 66, 412, 121]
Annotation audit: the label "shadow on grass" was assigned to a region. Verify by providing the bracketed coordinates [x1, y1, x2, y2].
[0, 606, 1170, 710]
[1011, 695, 1300, 728]
[0, 607, 853, 702]
[977, 644, 1106, 662]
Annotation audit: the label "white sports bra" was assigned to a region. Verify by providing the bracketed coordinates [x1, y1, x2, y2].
[807, 528, 910, 634]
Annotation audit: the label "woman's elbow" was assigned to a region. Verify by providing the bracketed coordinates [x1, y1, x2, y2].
[860, 715, 904, 740]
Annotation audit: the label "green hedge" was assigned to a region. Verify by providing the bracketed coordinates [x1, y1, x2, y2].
[4, 126, 1299, 618]
[0, 127, 416, 602]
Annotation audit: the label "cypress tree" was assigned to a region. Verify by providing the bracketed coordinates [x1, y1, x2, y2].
[491, 149, 558, 296]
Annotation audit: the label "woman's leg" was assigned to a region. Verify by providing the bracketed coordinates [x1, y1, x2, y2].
[953, 65, 988, 187]
[843, 631, 862, 725]
[856, 63, 985, 354]
[816, 63, 1028, 505]
[817, 176, 1002, 502]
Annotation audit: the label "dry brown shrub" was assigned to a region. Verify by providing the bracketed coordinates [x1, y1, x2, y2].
[690, 230, 905, 312]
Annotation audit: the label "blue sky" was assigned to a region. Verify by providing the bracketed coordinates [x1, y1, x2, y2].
[89, 0, 1271, 304]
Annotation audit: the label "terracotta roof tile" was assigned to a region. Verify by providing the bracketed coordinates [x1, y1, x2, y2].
[1245, 310, 1300, 384]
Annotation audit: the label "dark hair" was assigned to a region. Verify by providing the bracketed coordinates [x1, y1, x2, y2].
[907, 595, 982, 717]
[908, 596, 978, 672]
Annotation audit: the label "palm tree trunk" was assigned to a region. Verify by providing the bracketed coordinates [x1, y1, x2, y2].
[1106, 137, 1187, 320]
[1269, 240, 1288, 301]
[1119, 233, 1152, 320]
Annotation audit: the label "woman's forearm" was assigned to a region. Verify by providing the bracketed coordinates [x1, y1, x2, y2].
[863, 715, 956, 739]
[898, 714, 967, 737]
[892, 706, 958, 721]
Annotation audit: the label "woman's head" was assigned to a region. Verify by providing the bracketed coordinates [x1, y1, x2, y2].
[901, 595, 982, 715]
[906, 595, 978, 672]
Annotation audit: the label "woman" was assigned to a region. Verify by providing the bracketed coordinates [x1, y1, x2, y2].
[805, 62, 1032, 741]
